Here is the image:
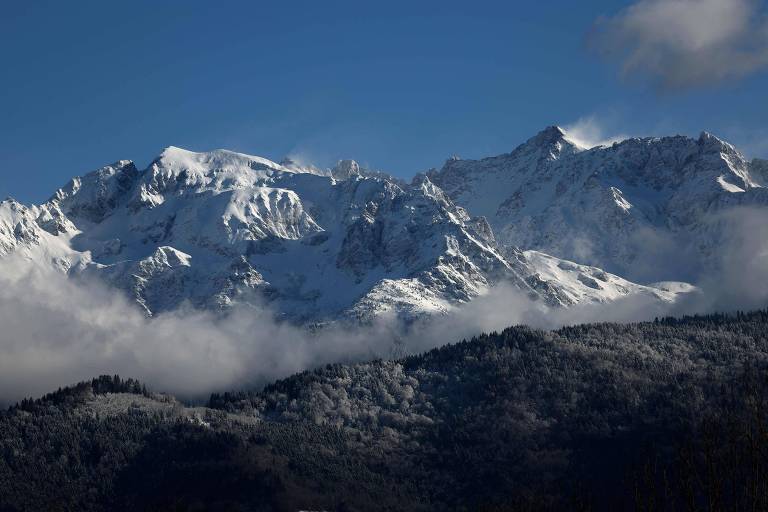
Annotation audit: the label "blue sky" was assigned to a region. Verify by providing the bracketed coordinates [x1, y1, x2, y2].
[2, 0, 768, 202]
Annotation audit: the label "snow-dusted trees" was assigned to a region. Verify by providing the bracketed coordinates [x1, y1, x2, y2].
[2, 310, 768, 510]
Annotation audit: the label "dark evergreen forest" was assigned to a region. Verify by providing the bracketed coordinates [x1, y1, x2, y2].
[2, 310, 768, 511]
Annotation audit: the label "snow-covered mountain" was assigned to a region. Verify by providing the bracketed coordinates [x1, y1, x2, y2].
[524, 250, 695, 305]
[428, 126, 768, 282]
[0, 147, 556, 322]
[0, 136, 710, 323]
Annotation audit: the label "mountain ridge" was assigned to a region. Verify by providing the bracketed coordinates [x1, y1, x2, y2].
[428, 126, 768, 282]
[0, 148, 565, 322]
[5, 125, 756, 323]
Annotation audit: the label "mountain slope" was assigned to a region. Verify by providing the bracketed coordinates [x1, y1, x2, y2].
[1, 133, 720, 322]
[428, 126, 768, 282]
[523, 250, 695, 304]
[0, 147, 578, 322]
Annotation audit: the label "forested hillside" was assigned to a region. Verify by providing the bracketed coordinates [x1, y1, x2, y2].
[2, 311, 768, 511]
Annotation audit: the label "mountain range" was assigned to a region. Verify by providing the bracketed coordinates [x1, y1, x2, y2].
[3, 125, 763, 323]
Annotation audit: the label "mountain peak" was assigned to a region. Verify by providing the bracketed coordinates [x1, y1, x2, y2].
[539, 125, 567, 139]
[525, 125, 574, 148]
[697, 131, 737, 154]
[47, 160, 140, 222]
[332, 159, 360, 180]
[515, 125, 582, 161]
[153, 146, 287, 175]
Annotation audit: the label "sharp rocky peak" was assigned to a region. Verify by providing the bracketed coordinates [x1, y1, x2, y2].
[697, 131, 740, 155]
[332, 159, 361, 180]
[50, 160, 140, 222]
[531, 125, 568, 145]
[520, 125, 583, 156]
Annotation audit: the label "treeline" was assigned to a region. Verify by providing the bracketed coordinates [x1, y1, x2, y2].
[8, 374, 150, 413]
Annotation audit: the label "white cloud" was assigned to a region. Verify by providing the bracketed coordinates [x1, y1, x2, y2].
[2, 205, 768, 405]
[677, 207, 768, 311]
[0, 258, 669, 405]
[0, 261, 395, 404]
[589, 0, 768, 89]
[562, 116, 629, 149]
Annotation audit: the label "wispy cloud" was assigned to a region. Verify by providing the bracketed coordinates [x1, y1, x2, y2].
[562, 115, 630, 149]
[588, 0, 768, 90]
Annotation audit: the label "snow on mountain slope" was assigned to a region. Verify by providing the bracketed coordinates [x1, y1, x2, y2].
[0, 147, 588, 322]
[524, 250, 696, 304]
[0, 199, 84, 270]
[1, 136, 710, 323]
[428, 126, 768, 282]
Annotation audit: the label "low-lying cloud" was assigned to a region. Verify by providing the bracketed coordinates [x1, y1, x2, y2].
[1, 205, 767, 404]
[0, 259, 672, 405]
[0, 263, 394, 404]
[588, 0, 768, 89]
[676, 207, 768, 312]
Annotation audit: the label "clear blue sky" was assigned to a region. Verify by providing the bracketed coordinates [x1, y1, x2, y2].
[2, 0, 767, 202]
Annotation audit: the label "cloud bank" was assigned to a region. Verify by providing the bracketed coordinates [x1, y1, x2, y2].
[588, 0, 768, 89]
[1, 206, 767, 404]
[0, 262, 394, 404]
[0, 260, 668, 405]
[677, 207, 768, 311]
[0, 272, 726, 406]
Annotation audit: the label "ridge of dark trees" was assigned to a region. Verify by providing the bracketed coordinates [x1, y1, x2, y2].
[2, 309, 768, 511]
